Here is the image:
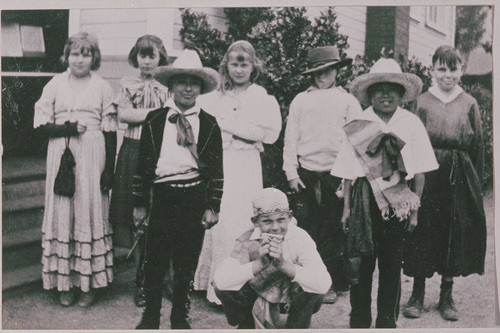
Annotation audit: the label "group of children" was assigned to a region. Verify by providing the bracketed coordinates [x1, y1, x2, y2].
[34, 30, 486, 330]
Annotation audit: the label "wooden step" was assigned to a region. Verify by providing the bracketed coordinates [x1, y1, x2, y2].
[2, 195, 45, 214]
[2, 179, 45, 201]
[2, 156, 46, 184]
[3, 241, 42, 273]
[3, 227, 41, 250]
[2, 208, 44, 235]
[2, 264, 42, 291]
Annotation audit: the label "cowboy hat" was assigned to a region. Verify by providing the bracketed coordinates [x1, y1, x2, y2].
[302, 46, 353, 75]
[153, 49, 218, 94]
[349, 58, 423, 106]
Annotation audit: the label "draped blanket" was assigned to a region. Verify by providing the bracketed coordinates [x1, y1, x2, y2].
[344, 119, 420, 221]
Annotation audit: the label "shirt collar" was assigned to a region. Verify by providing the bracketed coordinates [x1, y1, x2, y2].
[428, 85, 463, 104]
[362, 106, 405, 128]
[164, 97, 201, 116]
[306, 85, 346, 93]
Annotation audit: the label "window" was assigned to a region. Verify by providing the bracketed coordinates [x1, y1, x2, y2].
[426, 6, 448, 33]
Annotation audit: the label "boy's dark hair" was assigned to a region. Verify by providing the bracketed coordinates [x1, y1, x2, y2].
[128, 35, 168, 68]
[432, 45, 463, 71]
[61, 32, 101, 70]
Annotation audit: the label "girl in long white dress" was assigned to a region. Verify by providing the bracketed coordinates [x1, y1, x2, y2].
[34, 32, 117, 307]
[194, 40, 282, 305]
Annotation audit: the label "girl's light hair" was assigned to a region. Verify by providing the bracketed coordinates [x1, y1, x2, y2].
[218, 40, 263, 93]
[60, 32, 101, 70]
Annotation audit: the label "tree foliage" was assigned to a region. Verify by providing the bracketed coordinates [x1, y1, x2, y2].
[455, 6, 488, 56]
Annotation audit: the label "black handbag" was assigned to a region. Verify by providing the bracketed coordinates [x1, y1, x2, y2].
[54, 137, 76, 197]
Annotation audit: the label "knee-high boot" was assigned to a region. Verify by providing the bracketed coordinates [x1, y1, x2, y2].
[170, 279, 192, 329]
[136, 288, 163, 329]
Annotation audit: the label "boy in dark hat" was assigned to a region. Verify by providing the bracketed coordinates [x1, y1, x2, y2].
[282, 45, 362, 303]
[133, 49, 223, 329]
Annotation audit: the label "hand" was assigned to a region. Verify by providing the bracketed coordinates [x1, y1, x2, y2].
[100, 169, 113, 193]
[201, 209, 219, 230]
[258, 236, 272, 267]
[76, 121, 87, 134]
[133, 206, 148, 228]
[341, 209, 350, 234]
[407, 211, 418, 233]
[268, 236, 284, 266]
[288, 177, 306, 193]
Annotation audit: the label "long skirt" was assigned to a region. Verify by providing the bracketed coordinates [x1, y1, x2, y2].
[403, 150, 486, 278]
[109, 137, 140, 229]
[41, 131, 113, 292]
[194, 148, 263, 304]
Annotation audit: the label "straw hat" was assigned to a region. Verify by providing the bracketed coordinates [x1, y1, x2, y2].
[349, 58, 423, 106]
[153, 49, 218, 94]
[302, 46, 352, 74]
[252, 188, 290, 217]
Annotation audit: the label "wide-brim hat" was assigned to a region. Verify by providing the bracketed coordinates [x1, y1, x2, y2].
[349, 58, 423, 106]
[153, 49, 219, 94]
[302, 46, 353, 74]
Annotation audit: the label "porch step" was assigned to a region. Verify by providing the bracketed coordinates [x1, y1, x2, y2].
[2, 264, 42, 291]
[2, 178, 46, 201]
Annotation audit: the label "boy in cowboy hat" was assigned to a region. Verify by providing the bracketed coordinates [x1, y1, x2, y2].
[133, 49, 223, 329]
[213, 188, 331, 329]
[330, 57, 438, 328]
[282, 45, 362, 303]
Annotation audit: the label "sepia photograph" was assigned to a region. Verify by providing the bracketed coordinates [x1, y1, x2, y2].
[1, 0, 497, 330]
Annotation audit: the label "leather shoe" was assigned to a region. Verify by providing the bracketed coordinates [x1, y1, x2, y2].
[59, 290, 75, 306]
[78, 290, 95, 308]
[322, 289, 338, 304]
[403, 296, 423, 318]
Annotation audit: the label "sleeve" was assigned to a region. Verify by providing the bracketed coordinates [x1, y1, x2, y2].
[282, 96, 301, 181]
[409, 117, 439, 175]
[132, 115, 154, 208]
[213, 240, 254, 291]
[101, 81, 118, 132]
[292, 231, 332, 294]
[345, 94, 363, 124]
[33, 76, 58, 128]
[330, 135, 364, 180]
[468, 99, 484, 184]
[217, 94, 282, 145]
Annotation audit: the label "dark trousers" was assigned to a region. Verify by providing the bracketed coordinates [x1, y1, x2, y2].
[215, 283, 324, 329]
[291, 168, 349, 291]
[349, 204, 405, 328]
[142, 182, 206, 321]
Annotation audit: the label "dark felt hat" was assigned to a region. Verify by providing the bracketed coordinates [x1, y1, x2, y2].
[302, 46, 353, 74]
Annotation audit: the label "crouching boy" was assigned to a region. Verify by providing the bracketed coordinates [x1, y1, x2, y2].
[214, 188, 331, 329]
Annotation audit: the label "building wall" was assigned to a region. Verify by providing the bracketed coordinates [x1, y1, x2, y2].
[408, 6, 456, 65]
[333, 6, 367, 58]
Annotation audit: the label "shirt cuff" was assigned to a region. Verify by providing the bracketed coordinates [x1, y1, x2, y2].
[285, 169, 300, 181]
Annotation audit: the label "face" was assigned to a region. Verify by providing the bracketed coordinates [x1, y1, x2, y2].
[253, 211, 291, 237]
[227, 51, 253, 87]
[432, 61, 463, 92]
[313, 66, 338, 89]
[137, 47, 161, 77]
[68, 47, 93, 77]
[170, 75, 202, 111]
[369, 83, 404, 114]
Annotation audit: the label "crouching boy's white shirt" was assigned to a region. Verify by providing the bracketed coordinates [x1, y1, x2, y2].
[214, 223, 331, 295]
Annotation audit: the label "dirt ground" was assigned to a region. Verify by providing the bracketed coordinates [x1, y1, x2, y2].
[2, 191, 497, 331]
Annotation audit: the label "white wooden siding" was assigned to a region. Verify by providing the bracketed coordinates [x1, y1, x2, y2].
[408, 5, 455, 65]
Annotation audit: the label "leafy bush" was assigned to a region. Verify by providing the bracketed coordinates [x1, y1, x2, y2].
[180, 7, 492, 189]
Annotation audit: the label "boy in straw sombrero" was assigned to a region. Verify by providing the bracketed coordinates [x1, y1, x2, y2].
[213, 188, 331, 329]
[330, 57, 438, 328]
[132, 49, 223, 329]
[282, 46, 363, 303]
